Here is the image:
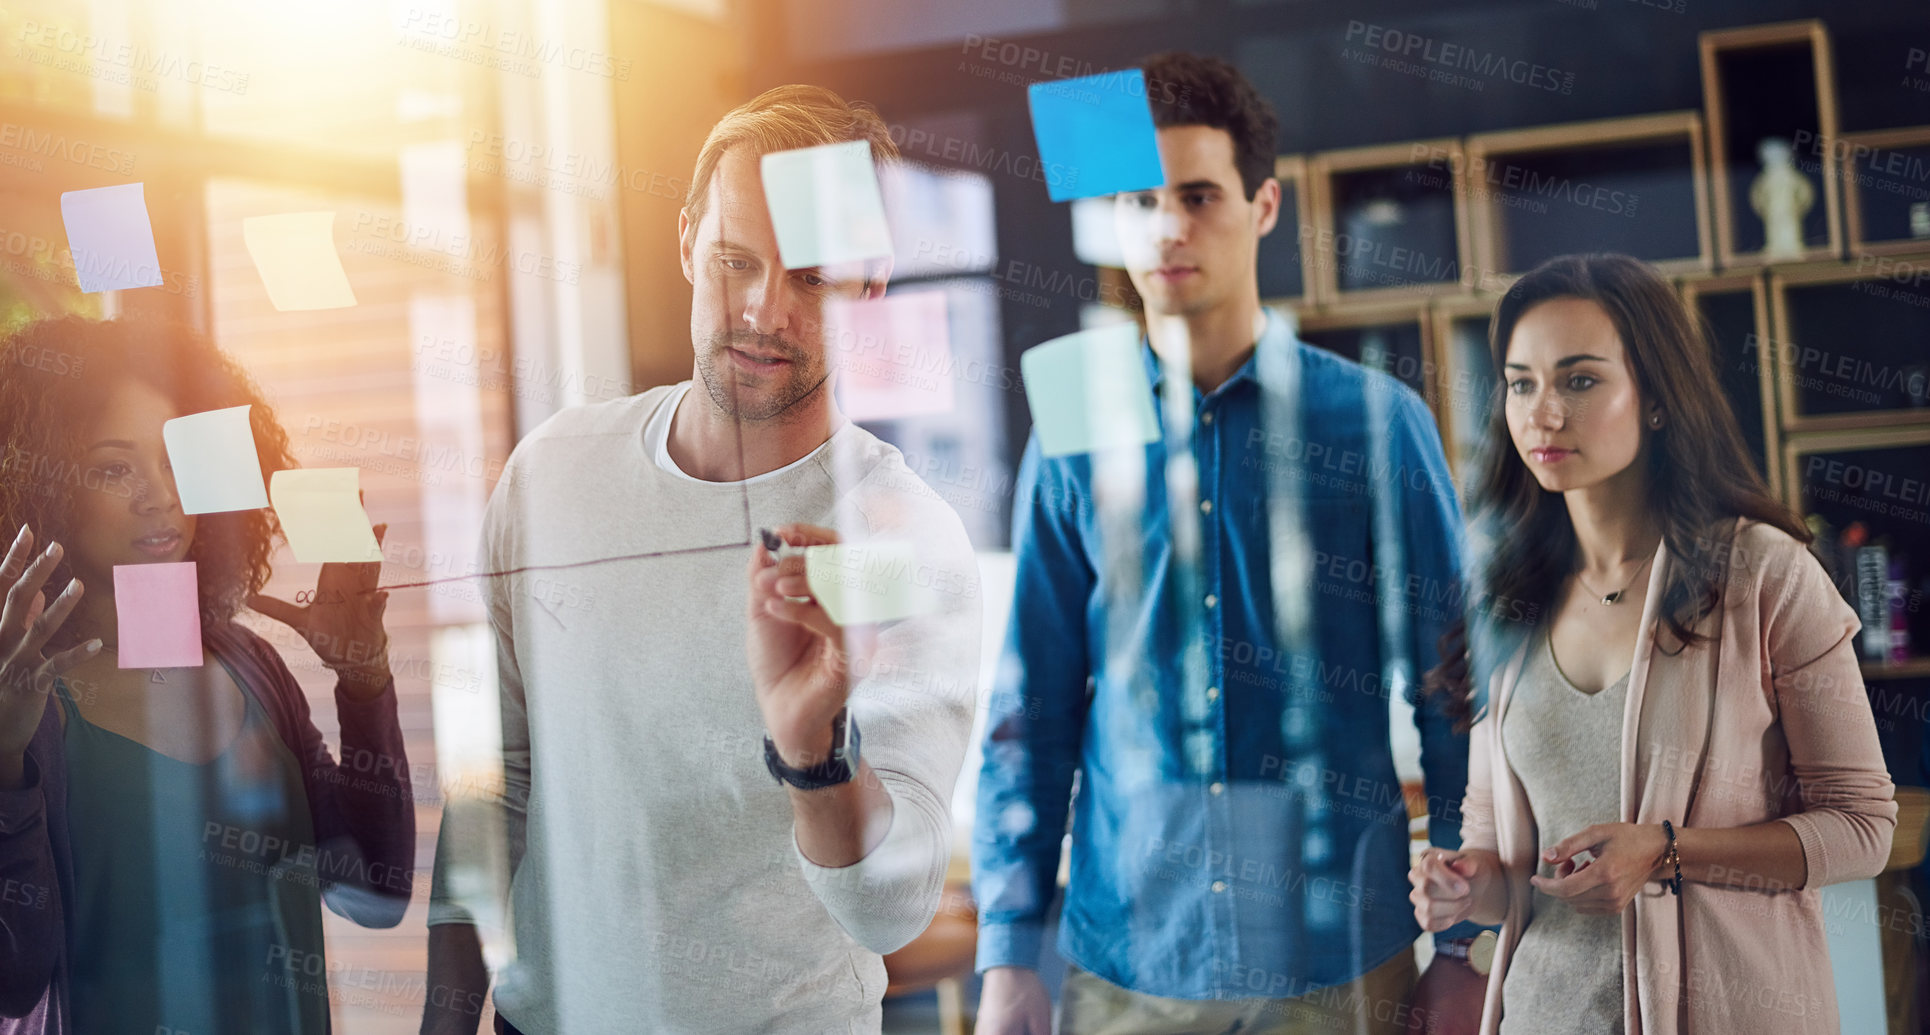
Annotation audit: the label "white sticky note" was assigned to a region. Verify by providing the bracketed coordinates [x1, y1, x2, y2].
[242, 212, 357, 311]
[270, 468, 381, 563]
[162, 405, 268, 515]
[829, 290, 956, 422]
[114, 562, 204, 669]
[1020, 323, 1160, 457]
[804, 541, 935, 626]
[60, 183, 164, 293]
[760, 140, 893, 270]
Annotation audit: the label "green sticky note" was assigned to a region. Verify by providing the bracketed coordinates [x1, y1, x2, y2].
[804, 541, 934, 626]
[270, 468, 382, 563]
[760, 140, 893, 270]
[162, 405, 269, 515]
[1020, 323, 1160, 457]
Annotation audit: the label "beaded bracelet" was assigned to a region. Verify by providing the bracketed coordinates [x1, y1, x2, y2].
[1661, 820, 1684, 895]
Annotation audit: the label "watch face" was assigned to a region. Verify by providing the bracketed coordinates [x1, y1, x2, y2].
[1470, 930, 1498, 976]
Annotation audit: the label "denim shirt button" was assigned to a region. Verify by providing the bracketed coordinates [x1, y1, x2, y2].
[1211, 880, 1228, 893]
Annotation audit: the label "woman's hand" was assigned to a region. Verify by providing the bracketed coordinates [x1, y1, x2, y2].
[1410, 847, 1507, 931]
[745, 523, 877, 766]
[249, 524, 391, 699]
[1530, 822, 1670, 915]
[0, 527, 98, 786]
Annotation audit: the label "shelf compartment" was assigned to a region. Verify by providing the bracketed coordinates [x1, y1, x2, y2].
[1699, 19, 1843, 267]
[1465, 111, 1712, 282]
[1768, 260, 1930, 433]
[1839, 126, 1930, 259]
[1306, 139, 1473, 305]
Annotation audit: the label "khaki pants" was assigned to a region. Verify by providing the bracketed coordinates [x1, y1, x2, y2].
[1059, 949, 1420, 1035]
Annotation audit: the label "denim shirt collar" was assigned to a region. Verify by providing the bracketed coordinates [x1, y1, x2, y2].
[1140, 306, 1290, 400]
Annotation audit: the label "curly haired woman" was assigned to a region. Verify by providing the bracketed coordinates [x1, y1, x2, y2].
[0, 316, 414, 1034]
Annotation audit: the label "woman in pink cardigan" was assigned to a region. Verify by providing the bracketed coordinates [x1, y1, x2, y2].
[1408, 254, 1897, 1034]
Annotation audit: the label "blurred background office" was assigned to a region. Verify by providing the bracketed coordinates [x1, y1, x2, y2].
[1, 0, 1926, 1031]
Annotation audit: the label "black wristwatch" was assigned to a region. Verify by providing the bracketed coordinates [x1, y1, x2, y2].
[764, 709, 861, 790]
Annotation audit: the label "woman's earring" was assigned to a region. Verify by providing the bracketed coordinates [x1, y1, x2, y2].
[1649, 413, 1663, 428]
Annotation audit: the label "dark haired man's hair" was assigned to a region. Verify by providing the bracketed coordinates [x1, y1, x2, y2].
[0, 316, 296, 632]
[1423, 253, 1808, 729]
[1139, 51, 1280, 200]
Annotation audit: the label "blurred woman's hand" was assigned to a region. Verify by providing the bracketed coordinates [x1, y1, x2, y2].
[0, 526, 98, 785]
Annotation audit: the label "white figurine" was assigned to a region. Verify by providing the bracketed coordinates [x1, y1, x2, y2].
[1750, 137, 1813, 259]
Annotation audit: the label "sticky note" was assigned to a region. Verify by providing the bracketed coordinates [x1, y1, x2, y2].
[60, 183, 164, 293]
[242, 212, 357, 311]
[114, 562, 204, 669]
[270, 468, 381, 563]
[760, 140, 893, 270]
[829, 291, 956, 422]
[162, 405, 269, 515]
[1020, 323, 1160, 457]
[804, 541, 936, 626]
[1026, 69, 1166, 202]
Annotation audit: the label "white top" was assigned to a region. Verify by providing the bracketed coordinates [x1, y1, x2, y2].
[644, 381, 831, 485]
[428, 384, 982, 1034]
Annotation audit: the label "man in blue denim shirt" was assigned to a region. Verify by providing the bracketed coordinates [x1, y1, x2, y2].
[973, 53, 1486, 1034]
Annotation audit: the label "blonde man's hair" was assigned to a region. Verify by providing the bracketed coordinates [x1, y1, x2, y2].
[683, 84, 900, 233]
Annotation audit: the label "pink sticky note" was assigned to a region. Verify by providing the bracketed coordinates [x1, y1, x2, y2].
[828, 291, 955, 422]
[114, 562, 204, 669]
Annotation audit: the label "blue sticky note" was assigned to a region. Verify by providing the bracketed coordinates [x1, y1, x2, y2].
[61, 183, 164, 293]
[1026, 69, 1166, 202]
[1020, 323, 1160, 457]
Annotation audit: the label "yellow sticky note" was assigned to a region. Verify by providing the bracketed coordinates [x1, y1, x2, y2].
[803, 541, 935, 626]
[242, 212, 357, 311]
[270, 468, 381, 563]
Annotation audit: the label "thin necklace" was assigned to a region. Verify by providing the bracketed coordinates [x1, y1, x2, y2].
[1575, 550, 1656, 606]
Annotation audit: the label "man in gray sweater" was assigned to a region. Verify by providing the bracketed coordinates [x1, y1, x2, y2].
[421, 85, 981, 1035]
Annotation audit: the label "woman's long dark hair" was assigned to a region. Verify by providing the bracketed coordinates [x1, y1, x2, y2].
[1427, 254, 1807, 727]
[0, 316, 295, 633]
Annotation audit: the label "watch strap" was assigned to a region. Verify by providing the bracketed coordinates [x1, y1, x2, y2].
[764, 709, 860, 790]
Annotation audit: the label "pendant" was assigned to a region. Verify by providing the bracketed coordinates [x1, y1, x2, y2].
[1602, 591, 1623, 605]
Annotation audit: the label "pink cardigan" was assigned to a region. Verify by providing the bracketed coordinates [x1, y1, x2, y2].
[1461, 518, 1898, 1034]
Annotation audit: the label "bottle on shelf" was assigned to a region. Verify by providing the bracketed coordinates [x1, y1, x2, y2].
[1888, 556, 1913, 664]
[1852, 531, 1890, 661]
